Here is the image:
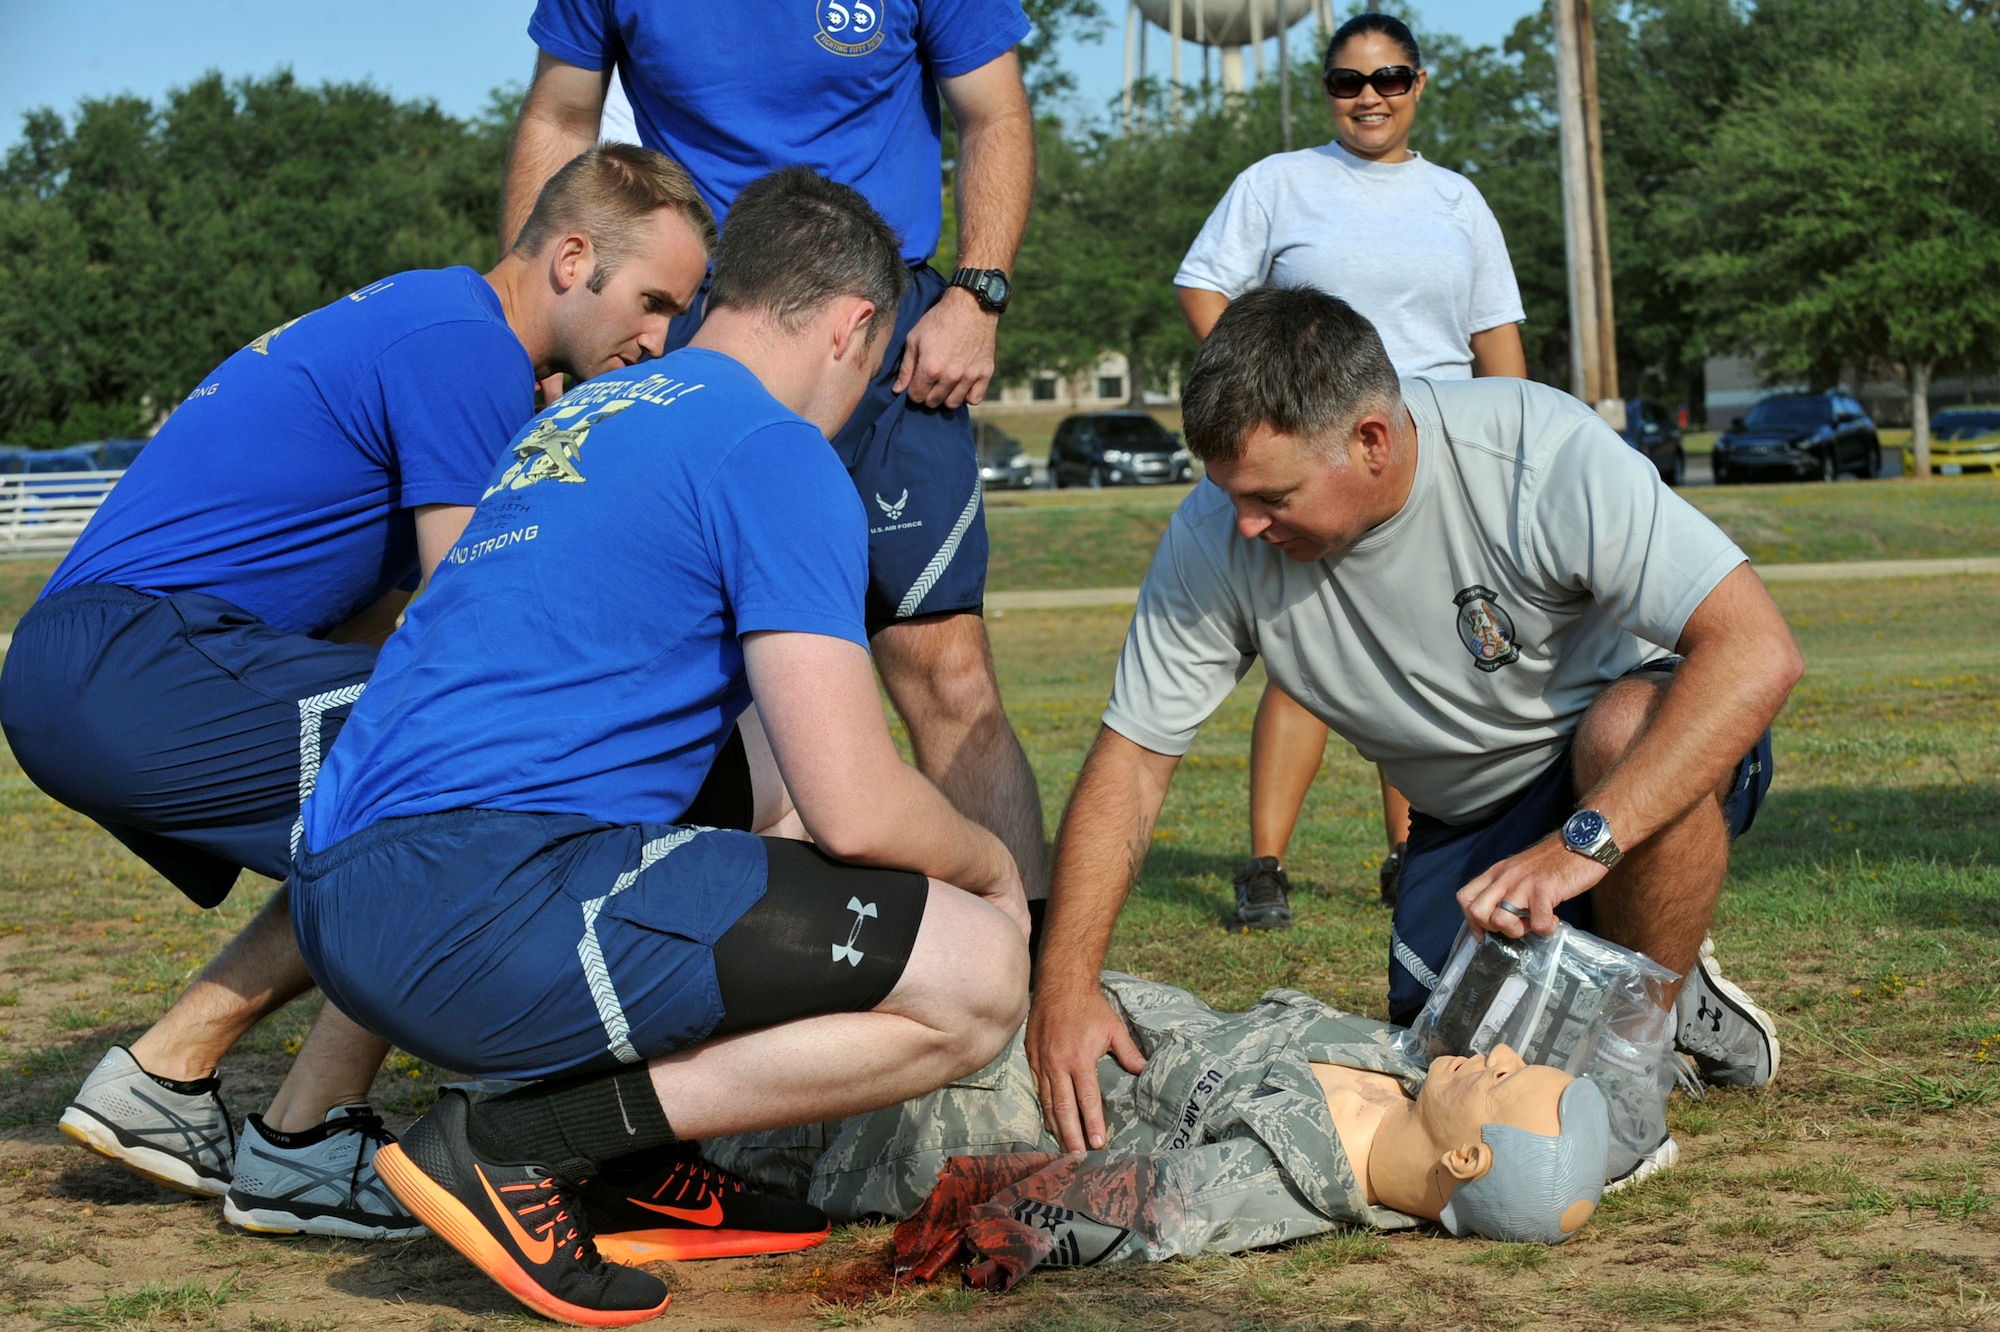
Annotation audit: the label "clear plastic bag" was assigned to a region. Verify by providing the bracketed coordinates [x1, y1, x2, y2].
[1393, 921, 1680, 1180]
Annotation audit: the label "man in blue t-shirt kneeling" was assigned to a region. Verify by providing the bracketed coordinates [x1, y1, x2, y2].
[1, 146, 713, 1242]
[294, 169, 1031, 1327]
[500, 0, 1050, 935]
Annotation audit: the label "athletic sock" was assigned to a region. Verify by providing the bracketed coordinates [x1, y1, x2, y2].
[139, 1066, 220, 1096]
[465, 1067, 674, 1171]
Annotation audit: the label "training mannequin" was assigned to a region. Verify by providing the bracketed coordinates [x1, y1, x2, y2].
[1313, 1047, 1603, 1241]
[708, 973, 1609, 1286]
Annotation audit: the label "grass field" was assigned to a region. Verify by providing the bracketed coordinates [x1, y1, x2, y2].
[0, 558, 1995, 1329]
[985, 474, 2000, 593]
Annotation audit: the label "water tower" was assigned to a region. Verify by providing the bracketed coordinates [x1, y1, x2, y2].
[1122, 0, 1332, 98]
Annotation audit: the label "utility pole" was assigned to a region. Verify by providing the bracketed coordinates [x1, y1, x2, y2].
[1277, 0, 1292, 151]
[1553, 0, 1621, 426]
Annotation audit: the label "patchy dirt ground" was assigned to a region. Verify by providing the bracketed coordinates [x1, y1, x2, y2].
[3, 581, 1997, 1329]
[2, 1022, 1994, 1332]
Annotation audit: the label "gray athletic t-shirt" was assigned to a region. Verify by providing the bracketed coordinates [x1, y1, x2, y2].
[1175, 143, 1525, 380]
[1103, 378, 1747, 824]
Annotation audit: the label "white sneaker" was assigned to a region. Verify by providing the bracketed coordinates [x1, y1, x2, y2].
[1603, 1136, 1680, 1194]
[224, 1104, 425, 1240]
[58, 1046, 234, 1197]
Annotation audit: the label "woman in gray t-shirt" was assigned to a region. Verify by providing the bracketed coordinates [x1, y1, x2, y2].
[1172, 12, 1528, 927]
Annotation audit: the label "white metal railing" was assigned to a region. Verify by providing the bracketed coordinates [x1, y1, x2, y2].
[0, 471, 125, 557]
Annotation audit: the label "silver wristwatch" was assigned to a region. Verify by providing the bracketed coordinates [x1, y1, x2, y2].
[1560, 808, 1623, 868]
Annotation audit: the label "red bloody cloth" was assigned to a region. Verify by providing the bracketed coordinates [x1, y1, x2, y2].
[895, 1152, 1165, 1293]
[893, 1154, 1058, 1282]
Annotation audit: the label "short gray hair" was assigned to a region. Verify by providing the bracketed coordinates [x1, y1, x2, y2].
[706, 167, 909, 348]
[1180, 287, 1401, 464]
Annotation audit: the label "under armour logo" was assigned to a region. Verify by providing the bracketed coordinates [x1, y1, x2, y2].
[875, 489, 909, 521]
[832, 896, 876, 966]
[1697, 998, 1723, 1033]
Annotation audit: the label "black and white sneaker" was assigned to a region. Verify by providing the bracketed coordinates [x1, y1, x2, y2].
[59, 1046, 234, 1196]
[224, 1104, 424, 1240]
[1676, 938, 1780, 1088]
[1232, 857, 1294, 930]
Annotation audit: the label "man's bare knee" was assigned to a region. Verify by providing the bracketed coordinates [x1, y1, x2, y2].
[1572, 676, 1669, 790]
[895, 887, 1029, 1079]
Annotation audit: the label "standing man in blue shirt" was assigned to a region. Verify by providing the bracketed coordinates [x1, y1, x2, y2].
[293, 170, 1031, 1328]
[499, 0, 1048, 914]
[1, 146, 714, 1241]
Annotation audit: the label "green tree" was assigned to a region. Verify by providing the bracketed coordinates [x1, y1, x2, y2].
[1677, 15, 2000, 475]
[0, 72, 511, 449]
[1003, 79, 1292, 403]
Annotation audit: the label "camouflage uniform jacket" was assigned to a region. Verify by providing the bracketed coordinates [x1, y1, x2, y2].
[705, 974, 1430, 1261]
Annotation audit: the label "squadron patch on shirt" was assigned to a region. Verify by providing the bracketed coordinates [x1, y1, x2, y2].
[815, 0, 885, 55]
[1453, 585, 1520, 673]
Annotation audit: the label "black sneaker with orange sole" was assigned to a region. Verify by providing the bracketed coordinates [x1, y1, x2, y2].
[372, 1091, 669, 1328]
[584, 1143, 831, 1264]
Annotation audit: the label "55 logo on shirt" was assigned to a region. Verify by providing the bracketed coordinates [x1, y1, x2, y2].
[816, 0, 884, 55]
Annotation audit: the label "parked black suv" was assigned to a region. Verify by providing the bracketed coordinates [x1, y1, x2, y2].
[1048, 412, 1193, 488]
[1712, 391, 1881, 484]
[1615, 398, 1685, 486]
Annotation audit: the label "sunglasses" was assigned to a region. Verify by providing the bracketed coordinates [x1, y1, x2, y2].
[1322, 65, 1419, 99]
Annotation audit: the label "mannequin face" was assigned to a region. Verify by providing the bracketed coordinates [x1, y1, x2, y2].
[1415, 1045, 1569, 1145]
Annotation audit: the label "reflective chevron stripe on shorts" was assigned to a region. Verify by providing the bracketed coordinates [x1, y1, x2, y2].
[289, 683, 367, 859]
[895, 484, 982, 619]
[578, 827, 703, 1064]
[1391, 928, 1440, 991]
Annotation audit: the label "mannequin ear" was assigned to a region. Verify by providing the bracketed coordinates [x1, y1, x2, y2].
[1441, 1142, 1493, 1182]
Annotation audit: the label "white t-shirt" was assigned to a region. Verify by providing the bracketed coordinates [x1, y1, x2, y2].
[1102, 378, 1747, 825]
[1175, 143, 1526, 379]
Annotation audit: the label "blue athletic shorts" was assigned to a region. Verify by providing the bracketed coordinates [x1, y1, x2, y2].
[0, 584, 377, 907]
[668, 263, 986, 635]
[1386, 661, 1775, 1025]
[291, 810, 929, 1080]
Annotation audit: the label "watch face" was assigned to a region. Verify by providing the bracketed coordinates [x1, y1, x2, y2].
[1564, 809, 1606, 850]
[986, 272, 1011, 304]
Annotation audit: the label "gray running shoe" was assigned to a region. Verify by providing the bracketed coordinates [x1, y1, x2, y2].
[1603, 1136, 1680, 1195]
[1232, 857, 1294, 931]
[59, 1046, 234, 1196]
[224, 1104, 424, 1240]
[1676, 938, 1780, 1088]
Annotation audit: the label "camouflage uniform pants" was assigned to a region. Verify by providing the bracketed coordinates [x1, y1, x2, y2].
[704, 974, 1429, 1263]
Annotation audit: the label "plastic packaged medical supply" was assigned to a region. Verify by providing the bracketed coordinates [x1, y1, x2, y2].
[1395, 922, 1680, 1180]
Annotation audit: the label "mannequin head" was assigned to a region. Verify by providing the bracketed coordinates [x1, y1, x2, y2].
[1369, 1046, 1609, 1244]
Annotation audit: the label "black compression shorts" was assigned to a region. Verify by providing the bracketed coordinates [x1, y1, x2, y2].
[710, 839, 929, 1034]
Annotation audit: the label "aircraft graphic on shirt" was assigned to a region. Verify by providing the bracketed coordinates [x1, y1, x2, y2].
[482, 398, 638, 498]
[245, 316, 304, 356]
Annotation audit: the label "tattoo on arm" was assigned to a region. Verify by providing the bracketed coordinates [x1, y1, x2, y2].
[1124, 818, 1154, 887]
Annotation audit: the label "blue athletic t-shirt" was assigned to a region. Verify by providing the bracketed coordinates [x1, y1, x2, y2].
[46, 269, 532, 638]
[303, 348, 870, 848]
[528, 0, 1030, 264]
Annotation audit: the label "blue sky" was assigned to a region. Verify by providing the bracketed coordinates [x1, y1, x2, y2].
[2, 0, 1542, 138]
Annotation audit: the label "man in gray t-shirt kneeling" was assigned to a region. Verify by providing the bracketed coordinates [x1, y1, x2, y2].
[1027, 288, 1802, 1175]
